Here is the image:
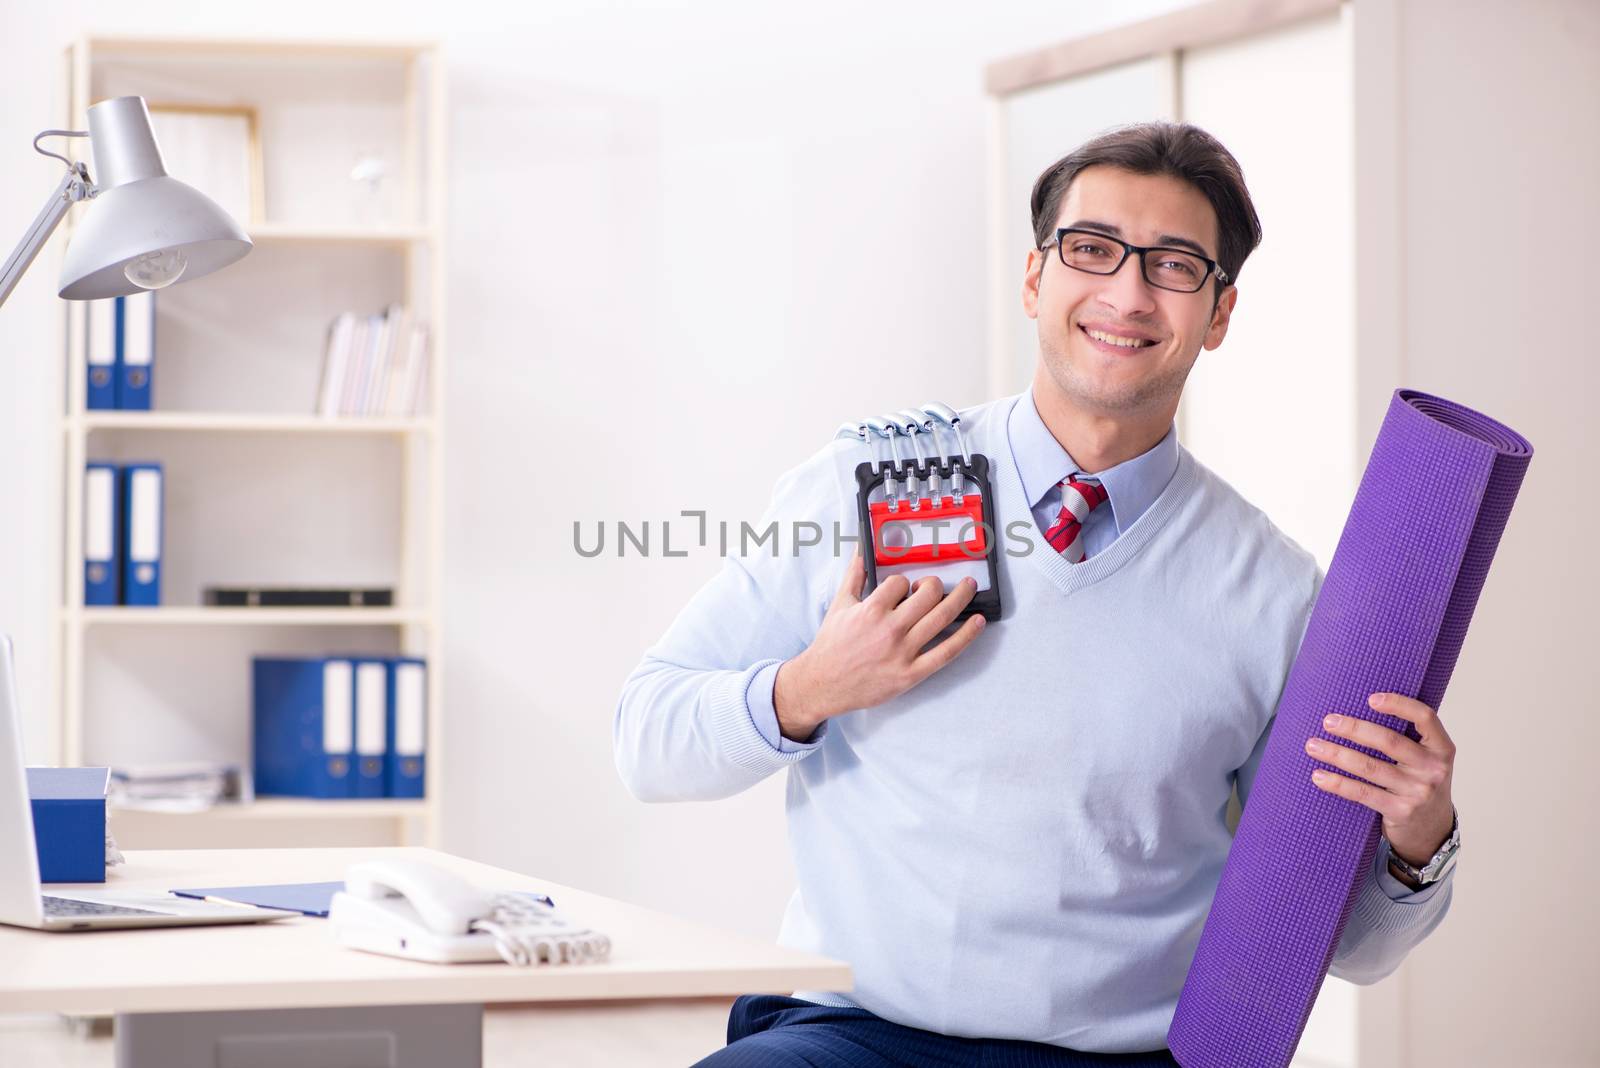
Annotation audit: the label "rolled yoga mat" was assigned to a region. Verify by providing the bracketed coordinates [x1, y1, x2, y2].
[1166, 389, 1532, 1068]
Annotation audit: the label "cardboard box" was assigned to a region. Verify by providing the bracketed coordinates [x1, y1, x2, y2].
[26, 767, 109, 883]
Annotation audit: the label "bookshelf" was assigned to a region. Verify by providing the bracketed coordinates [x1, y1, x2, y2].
[75, 412, 436, 434]
[249, 223, 440, 245]
[52, 36, 447, 849]
[76, 608, 433, 628]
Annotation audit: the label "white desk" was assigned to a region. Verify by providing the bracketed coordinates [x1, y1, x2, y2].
[0, 847, 851, 1067]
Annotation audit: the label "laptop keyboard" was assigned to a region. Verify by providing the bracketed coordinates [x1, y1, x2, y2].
[42, 895, 165, 918]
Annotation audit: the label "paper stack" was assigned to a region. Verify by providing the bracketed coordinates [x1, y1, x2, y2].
[315, 304, 431, 417]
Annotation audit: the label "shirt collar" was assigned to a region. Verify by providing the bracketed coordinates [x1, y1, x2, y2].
[1007, 389, 1180, 536]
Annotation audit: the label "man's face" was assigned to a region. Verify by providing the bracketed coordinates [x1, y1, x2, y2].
[1022, 165, 1237, 418]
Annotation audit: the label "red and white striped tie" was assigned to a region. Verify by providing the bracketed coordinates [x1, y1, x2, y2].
[1043, 475, 1108, 563]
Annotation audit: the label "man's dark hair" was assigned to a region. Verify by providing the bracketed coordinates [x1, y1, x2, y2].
[1029, 122, 1263, 301]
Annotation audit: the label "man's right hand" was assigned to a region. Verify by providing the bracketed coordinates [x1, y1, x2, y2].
[772, 552, 987, 742]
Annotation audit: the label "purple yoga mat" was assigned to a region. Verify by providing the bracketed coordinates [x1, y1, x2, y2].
[1166, 390, 1532, 1068]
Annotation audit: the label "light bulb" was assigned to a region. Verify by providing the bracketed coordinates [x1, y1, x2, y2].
[123, 249, 188, 290]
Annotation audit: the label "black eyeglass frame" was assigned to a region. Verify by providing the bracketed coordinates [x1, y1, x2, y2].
[1042, 227, 1232, 293]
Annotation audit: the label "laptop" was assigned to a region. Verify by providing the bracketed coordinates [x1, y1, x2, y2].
[0, 636, 295, 930]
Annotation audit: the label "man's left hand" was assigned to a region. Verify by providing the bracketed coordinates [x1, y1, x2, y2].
[1305, 692, 1456, 874]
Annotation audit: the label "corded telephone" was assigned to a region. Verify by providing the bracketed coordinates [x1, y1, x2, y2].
[328, 858, 611, 966]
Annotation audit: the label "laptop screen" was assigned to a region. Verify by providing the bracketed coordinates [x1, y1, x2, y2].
[0, 635, 46, 925]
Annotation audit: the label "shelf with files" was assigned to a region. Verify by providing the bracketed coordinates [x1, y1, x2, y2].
[52, 34, 448, 852]
[53, 208, 437, 256]
[116, 797, 427, 820]
[70, 607, 432, 627]
[248, 223, 439, 246]
[78, 34, 438, 59]
[72, 413, 437, 435]
[106, 797, 432, 850]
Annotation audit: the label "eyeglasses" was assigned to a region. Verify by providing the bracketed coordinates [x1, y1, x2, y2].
[1042, 227, 1230, 293]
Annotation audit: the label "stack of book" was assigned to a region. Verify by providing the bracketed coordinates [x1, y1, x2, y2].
[108, 762, 249, 813]
[314, 304, 430, 418]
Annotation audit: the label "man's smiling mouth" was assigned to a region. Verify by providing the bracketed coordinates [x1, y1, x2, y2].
[1080, 325, 1158, 349]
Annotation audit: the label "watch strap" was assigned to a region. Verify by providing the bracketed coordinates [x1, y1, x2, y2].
[1386, 806, 1460, 885]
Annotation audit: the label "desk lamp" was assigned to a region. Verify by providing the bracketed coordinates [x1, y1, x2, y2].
[0, 95, 251, 309]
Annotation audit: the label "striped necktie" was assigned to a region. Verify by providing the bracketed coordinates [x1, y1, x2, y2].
[1043, 475, 1109, 563]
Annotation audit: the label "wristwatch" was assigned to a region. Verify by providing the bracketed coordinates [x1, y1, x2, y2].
[1385, 807, 1460, 886]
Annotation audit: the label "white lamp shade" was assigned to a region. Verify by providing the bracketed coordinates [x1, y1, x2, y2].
[57, 96, 251, 300]
[58, 176, 252, 300]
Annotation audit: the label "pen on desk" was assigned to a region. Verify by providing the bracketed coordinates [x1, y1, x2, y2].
[199, 895, 261, 910]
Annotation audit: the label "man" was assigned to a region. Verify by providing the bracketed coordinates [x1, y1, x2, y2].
[614, 123, 1458, 1067]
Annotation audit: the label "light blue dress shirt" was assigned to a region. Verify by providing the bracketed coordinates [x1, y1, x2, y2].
[749, 389, 1439, 901]
[616, 391, 1454, 1050]
[1010, 391, 1180, 562]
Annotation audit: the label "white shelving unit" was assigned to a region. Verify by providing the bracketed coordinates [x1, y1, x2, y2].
[75, 412, 436, 434]
[52, 36, 447, 849]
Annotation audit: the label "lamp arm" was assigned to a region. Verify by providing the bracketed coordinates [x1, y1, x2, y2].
[0, 156, 94, 311]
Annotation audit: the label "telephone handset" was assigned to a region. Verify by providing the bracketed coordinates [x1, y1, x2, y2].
[328, 858, 611, 966]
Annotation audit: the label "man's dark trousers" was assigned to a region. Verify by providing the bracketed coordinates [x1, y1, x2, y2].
[691, 995, 1182, 1067]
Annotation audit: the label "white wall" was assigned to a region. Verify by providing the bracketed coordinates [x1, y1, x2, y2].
[1369, 2, 1599, 1065]
[1179, 9, 1356, 570]
[0, 0, 1196, 942]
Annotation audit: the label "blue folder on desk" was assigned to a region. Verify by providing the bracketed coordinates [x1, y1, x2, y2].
[170, 881, 555, 917]
[171, 881, 347, 916]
